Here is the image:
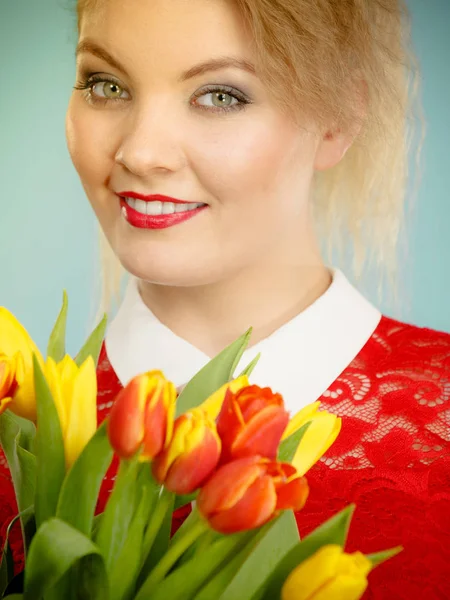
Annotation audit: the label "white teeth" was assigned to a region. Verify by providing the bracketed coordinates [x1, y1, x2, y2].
[134, 199, 147, 214]
[123, 197, 205, 216]
[146, 201, 162, 216]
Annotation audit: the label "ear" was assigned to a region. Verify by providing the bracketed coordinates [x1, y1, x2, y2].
[313, 125, 360, 171]
[314, 79, 367, 172]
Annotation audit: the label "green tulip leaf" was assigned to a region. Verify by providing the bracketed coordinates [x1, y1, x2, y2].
[3, 595, 24, 599]
[109, 484, 151, 600]
[75, 314, 108, 368]
[174, 492, 197, 511]
[56, 420, 113, 536]
[23, 517, 108, 600]
[136, 491, 175, 588]
[260, 505, 355, 600]
[194, 534, 259, 600]
[176, 328, 252, 416]
[367, 546, 403, 568]
[238, 353, 261, 378]
[144, 530, 253, 600]
[218, 511, 299, 600]
[33, 356, 66, 529]
[277, 422, 311, 464]
[0, 412, 36, 551]
[94, 458, 140, 574]
[47, 290, 68, 362]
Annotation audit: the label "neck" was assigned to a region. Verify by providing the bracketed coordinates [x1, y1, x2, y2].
[138, 233, 331, 358]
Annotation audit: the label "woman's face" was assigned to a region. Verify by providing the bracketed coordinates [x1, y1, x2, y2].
[66, 0, 324, 286]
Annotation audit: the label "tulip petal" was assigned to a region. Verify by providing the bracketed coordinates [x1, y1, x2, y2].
[197, 456, 264, 515]
[231, 405, 289, 461]
[107, 376, 148, 459]
[163, 427, 221, 494]
[200, 375, 249, 420]
[281, 546, 371, 600]
[291, 413, 342, 476]
[207, 474, 277, 534]
[141, 386, 167, 459]
[0, 308, 44, 420]
[64, 356, 97, 468]
[152, 414, 193, 482]
[276, 475, 309, 511]
[282, 401, 321, 440]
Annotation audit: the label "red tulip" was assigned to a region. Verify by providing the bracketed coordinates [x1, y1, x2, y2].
[197, 456, 309, 534]
[152, 409, 221, 495]
[217, 385, 289, 464]
[107, 370, 176, 460]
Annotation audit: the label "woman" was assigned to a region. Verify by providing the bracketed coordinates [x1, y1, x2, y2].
[1, 0, 449, 597]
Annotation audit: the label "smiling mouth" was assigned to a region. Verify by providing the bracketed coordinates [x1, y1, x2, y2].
[122, 196, 206, 215]
[119, 197, 208, 230]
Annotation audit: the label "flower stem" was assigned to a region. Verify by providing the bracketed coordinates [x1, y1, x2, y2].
[135, 518, 208, 598]
[140, 488, 173, 568]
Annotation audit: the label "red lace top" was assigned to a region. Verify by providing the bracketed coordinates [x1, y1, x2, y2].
[1, 315, 450, 599]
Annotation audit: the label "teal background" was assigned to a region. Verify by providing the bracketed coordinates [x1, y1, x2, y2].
[1, 0, 449, 355]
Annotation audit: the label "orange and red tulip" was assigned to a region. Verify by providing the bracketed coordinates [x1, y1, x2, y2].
[197, 455, 309, 534]
[108, 370, 176, 460]
[152, 409, 221, 495]
[217, 385, 289, 464]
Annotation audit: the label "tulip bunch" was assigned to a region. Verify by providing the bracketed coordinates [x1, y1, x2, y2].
[0, 297, 401, 600]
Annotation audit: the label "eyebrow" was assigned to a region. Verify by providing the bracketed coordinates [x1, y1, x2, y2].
[75, 40, 257, 81]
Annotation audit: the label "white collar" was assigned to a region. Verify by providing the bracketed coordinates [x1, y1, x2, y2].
[105, 270, 381, 414]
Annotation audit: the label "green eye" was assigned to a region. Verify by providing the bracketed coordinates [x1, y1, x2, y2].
[98, 81, 124, 99]
[211, 92, 235, 108]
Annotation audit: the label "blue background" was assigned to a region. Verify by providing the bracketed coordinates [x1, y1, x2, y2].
[1, 0, 449, 354]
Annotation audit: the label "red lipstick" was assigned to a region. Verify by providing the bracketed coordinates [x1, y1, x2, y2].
[117, 192, 207, 230]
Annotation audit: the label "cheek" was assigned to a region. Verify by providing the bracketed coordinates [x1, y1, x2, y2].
[191, 114, 316, 208]
[65, 96, 117, 192]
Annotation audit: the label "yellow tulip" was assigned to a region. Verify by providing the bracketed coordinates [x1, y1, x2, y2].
[0, 308, 44, 421]
[281, 545, 372, 600]
[44, 355, 97, 469]
[282, 402, 341, 476]
[198, 375, 249, 420]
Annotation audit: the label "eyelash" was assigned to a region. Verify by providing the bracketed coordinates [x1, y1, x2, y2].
[73, 74, 251, 113]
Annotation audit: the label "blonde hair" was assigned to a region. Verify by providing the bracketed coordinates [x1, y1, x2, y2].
[76, 0, 423, 316]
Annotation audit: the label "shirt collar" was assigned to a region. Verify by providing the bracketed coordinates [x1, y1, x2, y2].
[105, 269, 381, 414]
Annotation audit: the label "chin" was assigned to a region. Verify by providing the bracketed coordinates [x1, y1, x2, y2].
[118, 252, 224, 288]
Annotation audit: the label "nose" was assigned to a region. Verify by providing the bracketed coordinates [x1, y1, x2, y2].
[114, 103, 186, 177]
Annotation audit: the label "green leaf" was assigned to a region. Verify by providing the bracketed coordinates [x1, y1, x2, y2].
[23, 518, 108, 600]
[194, 534, 257, 600]
[109, 484, 151, 600]
[367, 546, 403, 568]
[173, 492, 196, 511]
[94, 459, 140, 574]
[277, 422, 311, 463]
[218, 511, 299, 600]
[3, 595, 24, 599]
[238, 353, 261, 378]
[47, 290, 68, 362]
[146, 530, 252, 600]
[136, 492, 175, 588]
[176, 328, 252, 416]
[75, 314, 108, 368]
[33, 355, 66, 529]
[56, 421, 113, 537]
[0, 412, 37, 553]
[260, 505, 355, 600]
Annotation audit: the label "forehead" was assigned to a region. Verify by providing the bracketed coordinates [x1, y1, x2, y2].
[78, 0, 254, 75]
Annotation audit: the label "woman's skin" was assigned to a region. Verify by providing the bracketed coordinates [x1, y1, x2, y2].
[66, 0, 357, 356]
